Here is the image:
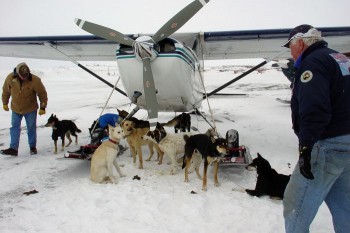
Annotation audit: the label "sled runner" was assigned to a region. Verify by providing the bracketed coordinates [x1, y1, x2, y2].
[65, 144, 99, 160]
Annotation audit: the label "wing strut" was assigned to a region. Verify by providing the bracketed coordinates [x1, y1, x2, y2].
[202, 49, 288, 100]
[44, 42, 127, 97]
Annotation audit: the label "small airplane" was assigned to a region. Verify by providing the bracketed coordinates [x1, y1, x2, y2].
[0, 0, 349, 127]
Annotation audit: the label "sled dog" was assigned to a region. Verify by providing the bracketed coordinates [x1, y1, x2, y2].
[182, 134, 227, 191]
[121, 120, 163, 169]
[90, 124, 125, 184]
[142, 123, 202, 176]
[242, 153, 290, 199]
[45, 114, 81, 154]
[160, 112, 191, 133]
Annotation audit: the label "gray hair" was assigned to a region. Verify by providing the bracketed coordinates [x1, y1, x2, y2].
[302, 37, 324, 47]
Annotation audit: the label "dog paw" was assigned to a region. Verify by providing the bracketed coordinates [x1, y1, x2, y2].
[120, 174, 126, 178]
[214, 182, 221, 187]
[202, 187, 207, 191]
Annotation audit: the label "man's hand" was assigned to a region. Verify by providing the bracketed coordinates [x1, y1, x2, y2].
[38, 108, 46, 115]
[3, 104, 9, 111]
[299, 146, 314, 180]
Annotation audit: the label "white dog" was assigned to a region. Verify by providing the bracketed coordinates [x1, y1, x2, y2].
[142, 123, 202, 176]
[90, 124, 125, 183]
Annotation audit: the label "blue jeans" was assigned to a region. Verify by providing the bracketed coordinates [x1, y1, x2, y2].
[283, 134, 350, 233]
[10, 110, 37, 150]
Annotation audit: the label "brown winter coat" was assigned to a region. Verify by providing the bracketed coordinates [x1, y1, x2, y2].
[2, 71, 48, 115]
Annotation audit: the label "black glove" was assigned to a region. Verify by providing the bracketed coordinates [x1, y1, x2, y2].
[299, 146, 314, 180]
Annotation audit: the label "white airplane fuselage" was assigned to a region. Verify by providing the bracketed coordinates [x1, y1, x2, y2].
[116, 37, 204, 112]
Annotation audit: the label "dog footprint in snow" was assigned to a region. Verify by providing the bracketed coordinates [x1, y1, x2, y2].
[232, 184, 246, 193]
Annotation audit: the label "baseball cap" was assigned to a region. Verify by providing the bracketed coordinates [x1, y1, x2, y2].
[282, 24, 322, 48]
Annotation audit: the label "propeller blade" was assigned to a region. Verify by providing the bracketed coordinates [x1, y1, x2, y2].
[142, 58, 158, 128]
[75, 18, 135, 46]
[152, 0, 210, 43]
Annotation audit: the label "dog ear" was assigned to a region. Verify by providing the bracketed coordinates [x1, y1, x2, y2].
[257, 153, 262, 158]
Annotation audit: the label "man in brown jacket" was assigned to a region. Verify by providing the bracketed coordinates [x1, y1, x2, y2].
[1, 62, 48, 156]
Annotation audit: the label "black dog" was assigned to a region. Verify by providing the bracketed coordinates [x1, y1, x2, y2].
[117, 109, 150, 128]
[161, 112, 191, 133]
[245, 153, 290, 199]
[45, 114, 81, 154]
[182, 134, 227, 191]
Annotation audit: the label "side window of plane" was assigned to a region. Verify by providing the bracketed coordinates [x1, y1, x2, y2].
[163, 42, 175, 52]
[159, 39, 175, 53]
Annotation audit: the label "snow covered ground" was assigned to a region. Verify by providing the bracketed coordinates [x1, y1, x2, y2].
[0, 60, 334, 233]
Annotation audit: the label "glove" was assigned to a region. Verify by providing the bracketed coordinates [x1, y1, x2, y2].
[299, 146, 314, 180]
[3, 104, 9, 111]
[38, 108, 46, 115]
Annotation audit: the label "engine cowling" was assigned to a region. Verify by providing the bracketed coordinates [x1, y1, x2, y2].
[133, 36, 158, 62]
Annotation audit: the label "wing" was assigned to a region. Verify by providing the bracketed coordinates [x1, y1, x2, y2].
[201, 27, 350, 60]
[0, 27, 349, 61]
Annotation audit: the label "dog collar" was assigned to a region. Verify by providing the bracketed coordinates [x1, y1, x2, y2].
[109, 139, 118, 144]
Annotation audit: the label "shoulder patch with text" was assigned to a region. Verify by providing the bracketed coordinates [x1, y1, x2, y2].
[329, 53, 350, 76]
[300, 70, 313, 83]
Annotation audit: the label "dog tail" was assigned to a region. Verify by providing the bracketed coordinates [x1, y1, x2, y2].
[160, 118, 178, 127]
[75, 125, 82, 133]
[183, 134, 190, 142]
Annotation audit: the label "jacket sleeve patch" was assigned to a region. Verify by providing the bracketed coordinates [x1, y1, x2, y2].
[300, 70, 313, 83]
[329, 53, 350, 76]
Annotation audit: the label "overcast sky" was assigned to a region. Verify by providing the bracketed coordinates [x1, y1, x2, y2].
[0, 0, 349, 37]
[0, 0, 349, 68]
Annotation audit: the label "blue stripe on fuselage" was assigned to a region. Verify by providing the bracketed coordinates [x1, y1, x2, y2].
[116, 48, 196, 70]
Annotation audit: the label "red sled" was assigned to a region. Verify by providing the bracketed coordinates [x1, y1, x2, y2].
[220, 145, 252, 166]
[220, 129, 252, 166]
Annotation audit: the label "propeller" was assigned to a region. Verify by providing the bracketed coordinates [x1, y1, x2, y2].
[153, 0, 210, 43]
[74, 19, 135, 46]
[75, 0, 210, 128]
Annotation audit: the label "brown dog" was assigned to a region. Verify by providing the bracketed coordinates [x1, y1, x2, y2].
[121, 120, 163, 169]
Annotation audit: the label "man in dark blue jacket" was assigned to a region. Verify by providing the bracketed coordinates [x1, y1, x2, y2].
[282, 24, 350, 233]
